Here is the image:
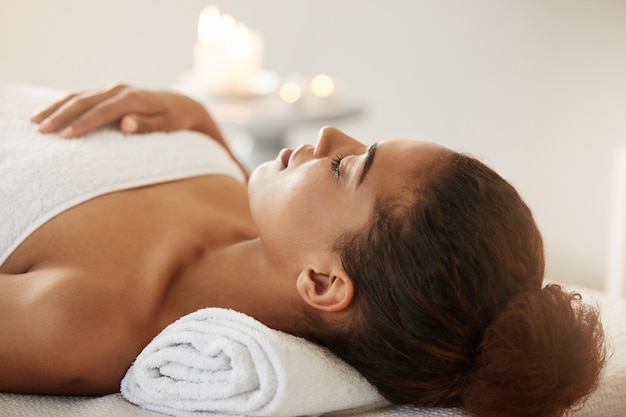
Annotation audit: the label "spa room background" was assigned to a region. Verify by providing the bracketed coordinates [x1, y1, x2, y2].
[1, 0, 625, 294]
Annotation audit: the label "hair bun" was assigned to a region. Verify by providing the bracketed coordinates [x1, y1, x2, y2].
[462, 284, 606, 417]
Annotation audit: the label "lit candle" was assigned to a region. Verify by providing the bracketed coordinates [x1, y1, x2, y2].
[279, 82, 302, 103]
[279, 73, 337, 108]
[310, 74, 335, 98]
[192, 6, 264, 97]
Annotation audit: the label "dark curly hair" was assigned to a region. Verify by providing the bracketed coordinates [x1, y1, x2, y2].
[307, 151, 606, 417]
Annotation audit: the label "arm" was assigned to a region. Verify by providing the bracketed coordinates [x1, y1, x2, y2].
[0, 270, 95, 393]
[0, 269, 136, 394]
[31, 84, 248, 178]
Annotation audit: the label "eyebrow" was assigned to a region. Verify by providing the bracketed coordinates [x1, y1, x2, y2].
[357, 143, 377, 188]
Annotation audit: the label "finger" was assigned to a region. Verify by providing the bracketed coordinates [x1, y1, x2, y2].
[120, 113, 172, 135]
[30, 94, 77, 123]
[60, 91, 147, 138]
[39, 84, 128, 134]
[120, 115, 139, 133]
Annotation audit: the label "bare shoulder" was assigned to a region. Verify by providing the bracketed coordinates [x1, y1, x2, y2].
[0, 267, 144, 394]
[0, 175, 256, 394]
[2, 174, 254, 274]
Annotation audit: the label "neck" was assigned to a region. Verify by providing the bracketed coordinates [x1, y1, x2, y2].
[165, 238, 307, 336]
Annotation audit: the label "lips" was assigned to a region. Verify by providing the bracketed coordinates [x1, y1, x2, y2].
[279, 148, 293, 168]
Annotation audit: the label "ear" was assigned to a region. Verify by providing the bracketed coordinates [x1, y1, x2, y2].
[296, 267, 354, 312]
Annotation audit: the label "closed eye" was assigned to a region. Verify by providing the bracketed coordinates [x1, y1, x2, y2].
[331, 153, 344, 179]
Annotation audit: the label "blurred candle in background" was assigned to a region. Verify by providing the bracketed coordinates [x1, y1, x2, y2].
[192, 6, 264, 96]
[310, 74, 335, 98]
[278, 73, 336, 107]
[279, 82, 302, 104]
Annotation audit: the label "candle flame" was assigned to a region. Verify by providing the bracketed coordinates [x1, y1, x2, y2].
[194, 5, 264, 96]
[229, 22, 251, 59]
[197, 6, 221, 42]
[197, 6, 252, 58]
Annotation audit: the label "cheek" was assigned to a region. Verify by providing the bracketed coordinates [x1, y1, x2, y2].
[248, 166, 320, 236]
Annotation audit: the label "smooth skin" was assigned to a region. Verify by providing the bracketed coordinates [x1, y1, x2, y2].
[0, 84, 447, 395]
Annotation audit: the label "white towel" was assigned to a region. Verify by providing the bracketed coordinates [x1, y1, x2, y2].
[120, 308, 388, 417]
[0, 83, 245, 266]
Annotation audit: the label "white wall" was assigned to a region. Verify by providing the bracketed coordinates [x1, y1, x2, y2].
[2, 0, 625, 291]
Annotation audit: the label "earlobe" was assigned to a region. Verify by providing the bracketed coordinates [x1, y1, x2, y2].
[296, 268, 354, 312]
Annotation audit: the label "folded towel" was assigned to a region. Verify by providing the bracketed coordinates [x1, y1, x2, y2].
[0, 83, 245, 266]
[121, 308, 388, 417]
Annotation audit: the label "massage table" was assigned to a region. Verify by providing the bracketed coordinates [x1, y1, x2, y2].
[1, 285, 624, 417]
[1, 83, 624, 417]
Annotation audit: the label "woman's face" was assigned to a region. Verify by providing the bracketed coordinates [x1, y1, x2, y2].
[248, 126, 447, 269]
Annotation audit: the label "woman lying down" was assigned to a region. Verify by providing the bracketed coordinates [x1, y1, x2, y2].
[0, 83, 605, 417]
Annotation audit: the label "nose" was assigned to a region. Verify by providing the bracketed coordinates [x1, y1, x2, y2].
[313, 126, 365, 158]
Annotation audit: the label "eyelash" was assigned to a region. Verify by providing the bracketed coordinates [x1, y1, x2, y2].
[331, 153, 344, 179]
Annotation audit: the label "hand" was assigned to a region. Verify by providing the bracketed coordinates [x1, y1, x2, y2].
[30, 83, 217, 139]
[31, 83, 249, 179]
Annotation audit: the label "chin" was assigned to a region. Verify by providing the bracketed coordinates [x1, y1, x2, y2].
[248, 161, 271, 191]
[247, 162, 275, 215]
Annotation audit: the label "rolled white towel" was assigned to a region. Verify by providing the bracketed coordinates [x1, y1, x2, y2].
[121, 308, 388, 417]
